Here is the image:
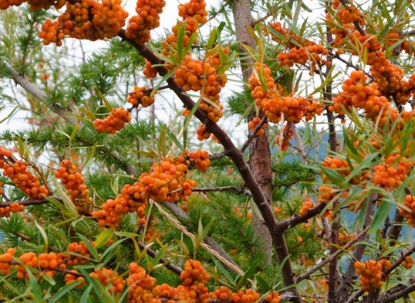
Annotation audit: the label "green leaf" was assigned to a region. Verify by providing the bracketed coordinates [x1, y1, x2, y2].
[174, 239, 190, 257]
[151, 245, 168, 265]
[369, 201, 393, 235]
[81, 107, 96, 120]
[34, 219, 48, 252]
[69, 120, 80, 145]
[152, 69, 175, 96]
[52, 177, 79, 217]
[344, 153, 378, 183]
[166, 127, 184, 151]
[158, 124, 167, 157]
[183, 31, 198, 57]
[206, 28, 218, 49]
[101, 237, 129, 261]
[27, 269, 42, 303]
[0, 105, 18, 124]
[320, 166, 346, 185]
[82, 142, 99, 169]
[77, 233, 99, 261]
[97, 91, 113, 111]
[94, 228, 114, 250]
[176, 20, 186, 62]
[236, 257, 260, 289]
[79, 284, 93, 303]
[50, 280, 84, 303]
[212, 257, 235, 285]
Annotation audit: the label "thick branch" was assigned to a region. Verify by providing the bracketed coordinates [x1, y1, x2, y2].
[278, 202, 326, 232]
[0, 197, 62, 207]
[192, 186, 252, 197]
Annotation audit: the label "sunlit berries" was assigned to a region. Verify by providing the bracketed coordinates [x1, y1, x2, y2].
[93, 108, 132, 134]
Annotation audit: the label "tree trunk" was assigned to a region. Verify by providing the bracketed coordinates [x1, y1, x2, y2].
[232, 0, 272, 264]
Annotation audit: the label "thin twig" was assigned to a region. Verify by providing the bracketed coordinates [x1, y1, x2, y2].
[240, 116, 268, 153]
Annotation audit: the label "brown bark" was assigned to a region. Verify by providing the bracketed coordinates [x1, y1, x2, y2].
[232, 0, 273, 265]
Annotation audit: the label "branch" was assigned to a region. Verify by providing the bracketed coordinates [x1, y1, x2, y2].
[160, 201, 240, 271]
[383, 245, 415, 277]
[345, 290, 364, 303]
[240, 116, 268, 153]
[137, 241, 183, 275]
[376, 276, 415, 303]
[295, 225, 370, 283]
[118, 29, 278, 242]
[0, 197, 62, 207]
[288, 122, 307, 164]
[278, 202, 326, 232]
[336, 194, 377, 302]
[192, 186, 252, 197]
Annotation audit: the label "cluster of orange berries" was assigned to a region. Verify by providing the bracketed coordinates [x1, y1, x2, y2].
[275, 123, 293, 151]
[329, 70, 389, 119]
[196, 124, 211, 141]
[181, 259, 210, 286]
[0, 248, 15, 275]
[55, 160, 91, 214]
[338, 231, 357, 247]
[354, 259, 390, 292]
[305, 97, 325, 121]
[248, 117, 267, 136]
[318, 186, 337, 203]
[267, 22, 330, 73]
[125, 0, 166, 45]
[399, 195, 415, 228]
[401, 256, 414, 269]
[40, 0, 129, 46]
[299, 197, 314, 215]
[16, 252, 66, 280]
[64, 269, 86, 287]
[264, 292, 282, 303]
[189, 150, 210, 172]
[143, 60, 158, 79]
[231, 289, 260, 303]
[373, 154, 415, 190]
[249, 63, 308, 124]
[210, 286, 233, 301]
[0, 202, 24, 218]
[128, 262, 159, 303]
[174, 54, 226, 123]
[90, 267, 125, 293]
[0, 147, 49, 200]
[0, 0, 64, 11]
[127, 86, 155, 108]
[66, 242, 90, 266]
[93, 153, 195, 228]
[93, 108, 132, 134]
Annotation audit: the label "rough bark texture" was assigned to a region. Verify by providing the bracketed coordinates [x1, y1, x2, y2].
[232, 0, 273, 265]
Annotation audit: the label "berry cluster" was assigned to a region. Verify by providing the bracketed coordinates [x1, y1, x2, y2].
[248, 117, 267, 136]
[93, 153, 195, 228]
[399, 195, 415, 228]
[127, 86, 155, 108]
[196, 124, 211, 141]
[90, 267, 125, 293]
[143, 60, 158, 78]
[0, 202, 24, 218]
[0, 0, 65, 11]
[401, 256, 414, 269]
[39, 0, 128, 45]
[0, 147, 49, 200]
[64, 270, 86, 287]
[338, 231, 357, 248]
[128, 262, 158, 303]
[318, 186, 337, 203]
[231, 289, 260, 303]
[305, 96, 325, 121]
[249, 63, 308, 124]
[16, 252, 66, 280]
[66, 242, 90, 266]
[55, 160, 91, 214]
[210, 286, 233, 301]
[189, 150, 210, 172]
[275, 123, 293, 151]
[125, 0, 166, 45]
[372, 155, 415, 190]
[264, 292, 281, 303]
[174, 54, 226, 123]
[93, 108, 132, 134]
[299, 197, 314, 215]
[0, 248, 15, 275]
[354, 259, 390, 292]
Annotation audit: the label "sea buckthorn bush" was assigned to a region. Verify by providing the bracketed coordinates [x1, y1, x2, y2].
[2, 0, 415, 302]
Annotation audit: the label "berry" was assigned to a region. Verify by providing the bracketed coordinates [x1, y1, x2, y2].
[93, 108, 132, 134]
